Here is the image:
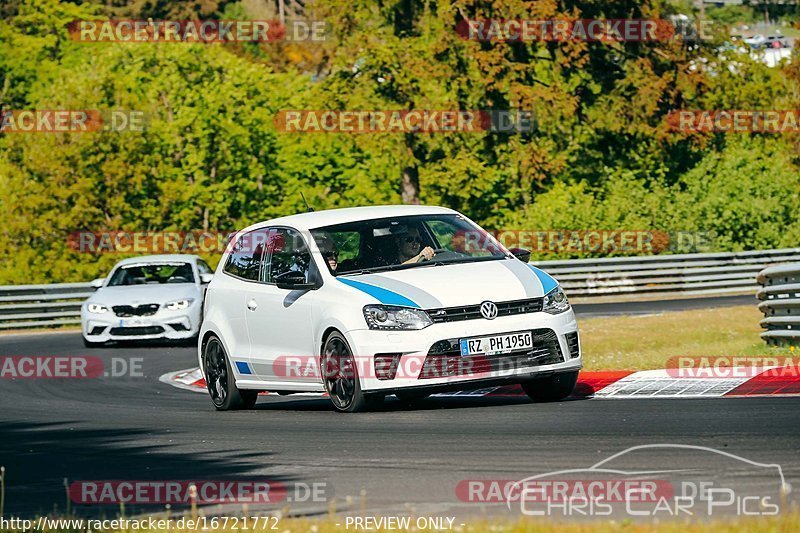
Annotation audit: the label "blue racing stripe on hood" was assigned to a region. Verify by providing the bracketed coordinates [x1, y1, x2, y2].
[527, 265, 559, 294]
[337, 278, 420, 308]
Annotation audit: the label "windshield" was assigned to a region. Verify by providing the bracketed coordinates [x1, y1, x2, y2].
[107, 262, 196, 286]
[310, 214, 510, 276]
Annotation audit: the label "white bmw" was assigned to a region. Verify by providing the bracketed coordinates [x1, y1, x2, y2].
[199, 206, 581, 412]
[82, 254, 213, 347]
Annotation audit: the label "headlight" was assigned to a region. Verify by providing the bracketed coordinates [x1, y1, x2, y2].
[165, 299, 194, 310]
[543, 286, 570, 314]
[87, 303, 109, 314]
[363, 305, 432, 330]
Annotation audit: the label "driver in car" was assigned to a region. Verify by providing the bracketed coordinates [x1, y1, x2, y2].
[396, 226, 436, 264]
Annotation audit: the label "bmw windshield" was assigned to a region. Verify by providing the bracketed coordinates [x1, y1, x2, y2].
[311, 214, 511, 275]
[107, 262, 196, 286]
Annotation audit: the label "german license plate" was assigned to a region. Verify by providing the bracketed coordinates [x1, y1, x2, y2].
[459, 331, 533, 356]
[120, 318, 150, 327]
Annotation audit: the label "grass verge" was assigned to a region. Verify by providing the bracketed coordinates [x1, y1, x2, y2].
[579, 305, 794, 371]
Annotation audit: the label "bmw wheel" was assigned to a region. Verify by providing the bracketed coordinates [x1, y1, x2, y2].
[203, 336, 257, 411]
[521, 371, 579, 402]
[321, 331, 380, 413]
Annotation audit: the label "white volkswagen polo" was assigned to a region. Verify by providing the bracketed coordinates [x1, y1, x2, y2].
[199, 206, 581, 412]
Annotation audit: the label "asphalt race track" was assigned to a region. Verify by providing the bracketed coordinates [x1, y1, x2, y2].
[1, 295, 797, 521]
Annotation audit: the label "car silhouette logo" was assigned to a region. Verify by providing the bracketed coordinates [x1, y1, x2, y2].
[480, 301, 498, 320]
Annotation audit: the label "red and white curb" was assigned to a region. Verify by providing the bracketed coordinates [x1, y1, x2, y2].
[159, 367, 800, 399]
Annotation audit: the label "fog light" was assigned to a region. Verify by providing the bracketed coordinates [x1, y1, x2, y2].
[374, 353, 401, 380]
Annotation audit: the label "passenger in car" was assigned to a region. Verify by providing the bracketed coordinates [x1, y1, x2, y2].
[317, 234, 339, 272]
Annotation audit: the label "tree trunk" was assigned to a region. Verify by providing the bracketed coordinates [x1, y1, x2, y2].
[401, 166, 420, 204]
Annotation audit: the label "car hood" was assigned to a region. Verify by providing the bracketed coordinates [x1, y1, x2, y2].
[88, 283, 199, 306]
[335, 259, 558, 309]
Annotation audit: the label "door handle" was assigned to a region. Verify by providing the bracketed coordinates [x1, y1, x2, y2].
[247, 298, 258, 311]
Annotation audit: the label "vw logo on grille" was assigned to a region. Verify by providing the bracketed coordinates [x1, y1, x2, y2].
[480, 301, 498, 320]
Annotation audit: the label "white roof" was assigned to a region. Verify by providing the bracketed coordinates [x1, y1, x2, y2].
[114, 254, 201, 266]
[240, 205, 457, 233]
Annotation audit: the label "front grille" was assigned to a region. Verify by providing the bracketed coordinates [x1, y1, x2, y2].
[113, 304, 159, 317]
[418, 328, 563, 379]
[565, 331, 580, 359]
[427, 298, 543, 323]
[109, 326, 165, 336]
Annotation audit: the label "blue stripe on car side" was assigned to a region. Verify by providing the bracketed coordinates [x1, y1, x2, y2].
[337, 278, 420, 308]
[527, 264, 559, 294]
[235, 361, 253, 375]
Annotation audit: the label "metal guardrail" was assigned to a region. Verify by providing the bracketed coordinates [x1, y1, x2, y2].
[0, 282, 92, 329]
[757, 264, 800, 346]
[535, 248, 800, 299]
[0, 248, 798, 330]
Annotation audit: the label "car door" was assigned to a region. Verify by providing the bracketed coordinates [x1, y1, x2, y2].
[245, 227, 317, 384]
[214, 228, 268, 377]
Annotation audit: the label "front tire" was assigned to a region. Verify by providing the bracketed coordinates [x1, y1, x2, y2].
[203, 336, 257, 411]
[521, 371, 579, 402]
[321, 331, 371, 413]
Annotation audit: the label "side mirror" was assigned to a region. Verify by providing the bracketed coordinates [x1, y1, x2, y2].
[275, 270, 318, 291]
[90, 278, 105, 289]
[509, 248, 531, 263]
[199, 273, 214, 284]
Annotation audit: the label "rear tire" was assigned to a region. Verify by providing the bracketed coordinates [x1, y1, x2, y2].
[203, 336, 257, 411]
[521, 371, 579, 402]
[321, 331, 371, 413]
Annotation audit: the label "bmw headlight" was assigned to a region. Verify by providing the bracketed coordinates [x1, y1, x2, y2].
[87, 303, 109, 314]
[543, 286, 570, 314]
[363, 305, 432, 330]
[165, 299, 194, 311]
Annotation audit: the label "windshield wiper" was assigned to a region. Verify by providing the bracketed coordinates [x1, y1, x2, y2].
[338, 265, 407, 276]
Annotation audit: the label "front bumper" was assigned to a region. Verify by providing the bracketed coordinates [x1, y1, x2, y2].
[81, 305, 201, 342]
[344, 309, 581, 393]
